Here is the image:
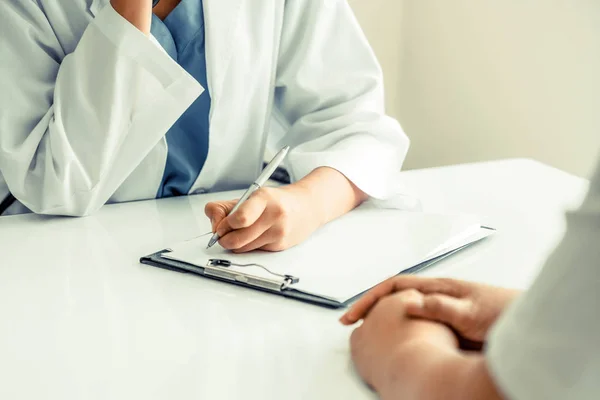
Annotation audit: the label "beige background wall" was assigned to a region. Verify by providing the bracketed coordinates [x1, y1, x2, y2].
[349, 1, 600, 177]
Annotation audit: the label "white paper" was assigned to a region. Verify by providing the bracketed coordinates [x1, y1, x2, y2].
[162, 205, 482, 302]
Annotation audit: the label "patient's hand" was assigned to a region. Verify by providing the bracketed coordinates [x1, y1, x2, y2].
[341, 276, 521, 346]
[349, 290, 459, 395]
[349, 289, 506, 400]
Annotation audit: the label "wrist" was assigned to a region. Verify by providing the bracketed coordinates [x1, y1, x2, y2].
[281, 181, 328, 228]
[379, 344, 504, 400]
[378, 339, 461, 400]
[285, 167, 367, 226]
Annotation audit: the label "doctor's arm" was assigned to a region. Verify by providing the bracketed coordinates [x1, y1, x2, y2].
[275, 0, 409, 199]
[0, 2, 200, 216]
[204, 0, 408, 252]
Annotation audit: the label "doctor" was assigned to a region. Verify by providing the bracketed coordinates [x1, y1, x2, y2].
[0, 0, 407, 252]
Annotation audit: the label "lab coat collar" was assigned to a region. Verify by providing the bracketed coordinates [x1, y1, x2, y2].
[89, 0, 244, 106]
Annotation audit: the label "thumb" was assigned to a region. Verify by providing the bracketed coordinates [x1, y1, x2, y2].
[405, 293, 472, 331]
[205, 199, 238, 232]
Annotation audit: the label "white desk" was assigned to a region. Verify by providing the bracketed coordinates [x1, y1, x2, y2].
[0, 159, 588, 400]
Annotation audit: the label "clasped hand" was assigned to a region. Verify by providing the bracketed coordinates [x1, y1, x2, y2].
[341, 276, 520, 398]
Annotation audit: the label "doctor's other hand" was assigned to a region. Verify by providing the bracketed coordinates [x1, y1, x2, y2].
[110, 0, 153, 35]
[204, 186, 321, 253]
[341, 277, 522, 345]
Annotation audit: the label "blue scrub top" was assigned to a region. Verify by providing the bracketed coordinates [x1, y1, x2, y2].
[151, 0, 211, 198]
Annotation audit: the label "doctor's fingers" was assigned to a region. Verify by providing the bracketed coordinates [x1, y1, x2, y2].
[205, 199, 237, 231]
[218, 211, 272, 251]
[235, 225, 289, 253]
[215, 195, 269, 237]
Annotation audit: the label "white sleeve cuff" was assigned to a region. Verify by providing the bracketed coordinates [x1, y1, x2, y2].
[92, 3, 200, 91]
[286, 132, 408, 200]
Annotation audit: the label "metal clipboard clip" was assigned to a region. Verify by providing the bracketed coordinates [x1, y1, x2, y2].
[204, 259, 300, 292]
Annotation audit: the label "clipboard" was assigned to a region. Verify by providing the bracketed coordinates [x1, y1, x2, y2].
[140, 207, 495, 309]
[141, 227, 492, 308]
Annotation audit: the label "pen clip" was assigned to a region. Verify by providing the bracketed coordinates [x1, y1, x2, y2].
[205, 259, 299, 292]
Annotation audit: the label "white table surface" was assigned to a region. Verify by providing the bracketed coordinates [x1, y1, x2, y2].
[0, 159, 589, 400]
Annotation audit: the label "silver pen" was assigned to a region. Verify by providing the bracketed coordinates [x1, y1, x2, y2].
[206, 145, 291, 249]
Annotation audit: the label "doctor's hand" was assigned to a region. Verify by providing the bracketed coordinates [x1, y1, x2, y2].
[341, 277, 521, 346]
[205, 167, 367, 253]
[204, 185, 321, 253]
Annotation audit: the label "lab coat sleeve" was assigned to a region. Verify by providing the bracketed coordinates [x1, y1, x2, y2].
[0, 3, 202, 216]
[274, 0, 409, 199]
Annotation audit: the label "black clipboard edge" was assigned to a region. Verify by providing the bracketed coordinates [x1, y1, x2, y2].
[140, 250, 343, 309]
[140, 227, 495, 310]
[342, 226, 496, 306]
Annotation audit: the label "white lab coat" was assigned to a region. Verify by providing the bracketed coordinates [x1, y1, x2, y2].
[0, 0, 408, 216]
